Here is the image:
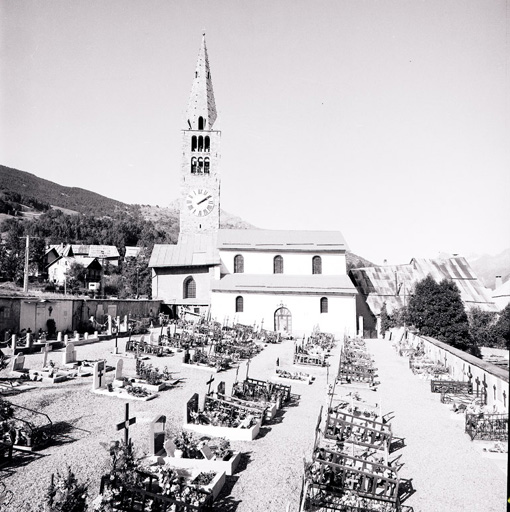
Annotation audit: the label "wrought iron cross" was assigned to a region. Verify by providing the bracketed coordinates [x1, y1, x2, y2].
[116, 403, 136, 445]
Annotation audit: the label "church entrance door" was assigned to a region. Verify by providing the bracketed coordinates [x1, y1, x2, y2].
[274, 307, 292, 335]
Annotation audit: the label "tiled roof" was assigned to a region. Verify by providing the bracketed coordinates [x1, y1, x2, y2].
[211, 274, 356, 295]
[72, 245, 119, 258]
[149, 233, 220, 268]
[349, 256, 498, 315]
[217, 229, 348, 252]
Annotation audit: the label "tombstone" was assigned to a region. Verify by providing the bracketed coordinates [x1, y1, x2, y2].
[42, 343, 51, 368]
[186, 393, 199, 423]
[94, 331, 99, 338]
[25, 332, 32, 349]
[217, 381, 226, 397]
[11, 335, 17, 352]
[74, 331, 80, 341]
[57, 332, 63, 342]
[11, 353, 25, 373]
[64, 334, 69, 345]
[84, 332, 89, 341]
[149, 415, 166, 456]
[92, 360, 106, 390]
[200, 444, 215, 460]
[115, 359, 124, 380]
[62, 342, 77, 365]
[164, 438, 177, 457]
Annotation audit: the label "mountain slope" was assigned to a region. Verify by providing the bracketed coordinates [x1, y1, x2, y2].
[0, 164, 130, 217]
[468, 249, 510, 289]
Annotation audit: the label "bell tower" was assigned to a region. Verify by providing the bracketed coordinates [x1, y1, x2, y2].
[180, 33, 221, 236]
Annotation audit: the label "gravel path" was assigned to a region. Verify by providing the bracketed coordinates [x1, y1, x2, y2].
[1, 337, 506, 511]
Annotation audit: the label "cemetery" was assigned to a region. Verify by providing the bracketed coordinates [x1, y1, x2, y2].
[0, 324, 506, 511]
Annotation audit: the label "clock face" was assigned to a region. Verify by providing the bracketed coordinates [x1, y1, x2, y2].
[186, 188, 215, 217]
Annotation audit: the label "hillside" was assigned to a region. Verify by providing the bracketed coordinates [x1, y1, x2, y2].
[468, 249, 510, 289]
[0, 164, 130, 217]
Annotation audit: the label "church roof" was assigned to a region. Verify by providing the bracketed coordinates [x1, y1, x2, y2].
[148, 233, 220, 268]
[217, 229, 348, 252]
[349, 255, 498, 316]
[211, 274, 356, 295]
[186, 33, 217, 130]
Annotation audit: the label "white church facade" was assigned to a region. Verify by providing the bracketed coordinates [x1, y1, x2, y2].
[149, 35, 357, 337]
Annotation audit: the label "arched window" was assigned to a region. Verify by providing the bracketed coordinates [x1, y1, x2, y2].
[198, 136, 203, 152]
[197, 158, 203, 173]
[204, 157, 210, 174]
[204, 136, 210, 152]
[191, 136, 197, 152]
[320, 297, 328, 314]
[234, 254, 244, 273]
[273, 255, 283, 274]
[235, 296, 244, 313]
[312, 255, 322, 274]
[183, 277, 196, 299]
[191, 157, 197, 173]
[198, 117, 205, 130]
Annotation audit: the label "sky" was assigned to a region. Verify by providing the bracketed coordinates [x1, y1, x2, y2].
[1, 0, 509, 266]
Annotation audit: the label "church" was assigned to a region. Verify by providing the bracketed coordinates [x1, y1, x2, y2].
[149, 35, 357, 337]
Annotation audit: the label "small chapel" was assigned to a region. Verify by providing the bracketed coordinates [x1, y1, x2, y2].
[149, 34, 357, 337]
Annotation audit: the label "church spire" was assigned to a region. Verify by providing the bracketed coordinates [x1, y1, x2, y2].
[186, 33, 217, 130]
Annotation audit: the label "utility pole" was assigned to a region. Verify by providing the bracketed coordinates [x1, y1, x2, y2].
[23, 235, 30, 293]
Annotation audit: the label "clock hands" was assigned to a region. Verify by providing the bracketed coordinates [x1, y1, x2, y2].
[197, 194, 212, 205]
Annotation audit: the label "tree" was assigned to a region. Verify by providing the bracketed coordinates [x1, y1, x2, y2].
[407, 275, 474, 353]
[66, 262, 86, 292]
[379, 302, 391, 335]
[493, 304, 510, 350]
[468, 307, 499, 348]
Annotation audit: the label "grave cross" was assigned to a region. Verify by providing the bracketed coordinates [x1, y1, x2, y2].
[206, 375, 215, 395]
[116, 403, 137, 445]
[97, 362, 105, 387]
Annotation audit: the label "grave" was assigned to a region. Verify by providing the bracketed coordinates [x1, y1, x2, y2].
[149, 414, 166, 457]
[10, 354, 28, 378]
[183, 393, 262, 441]
[62, 342, 77, 367]
[91, 360, 159, 401]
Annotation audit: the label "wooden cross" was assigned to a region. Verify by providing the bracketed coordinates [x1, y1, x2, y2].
[206, 375, 215, 395]
[116, 403, 136, 445]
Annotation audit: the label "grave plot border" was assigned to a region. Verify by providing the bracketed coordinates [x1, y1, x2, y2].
[242, 377, 291, 404]
[155, 450, 242, 477]
[430, 380, 472, 394]
[324, 411, 392, 451]
[100, 472, 214, 511]
[294, 353, 327, 367]
[184, 394, 263, 441]
[465, 413, 508, 441]
[304, 450, 400, 507]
